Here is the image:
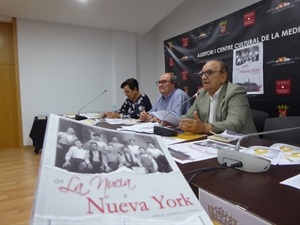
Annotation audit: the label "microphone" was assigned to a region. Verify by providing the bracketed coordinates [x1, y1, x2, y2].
[75, 90, 107, 120]
[235, 126, 300, 151]
[153, 92, 199, 136]
[217, 126, 300, 173]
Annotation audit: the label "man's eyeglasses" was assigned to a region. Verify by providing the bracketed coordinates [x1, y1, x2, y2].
[199, 69, 224, 78]
[156, 80, 172, 85]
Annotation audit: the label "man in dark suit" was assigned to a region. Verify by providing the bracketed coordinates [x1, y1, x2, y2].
[85, 141, 109, 173]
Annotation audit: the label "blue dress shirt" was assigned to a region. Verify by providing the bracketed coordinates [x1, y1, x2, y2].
[150, 88, 190, 117]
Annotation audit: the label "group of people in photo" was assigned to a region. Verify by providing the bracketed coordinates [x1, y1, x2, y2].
[56, 125, 172, 174]
[235, 46, 259, 66]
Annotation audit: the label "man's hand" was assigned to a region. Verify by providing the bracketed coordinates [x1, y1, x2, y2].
[87, 163, 93, 170]
[179, 111, 205, 133]
[63, 161, 71, 168]
[140, 111, 152, 122]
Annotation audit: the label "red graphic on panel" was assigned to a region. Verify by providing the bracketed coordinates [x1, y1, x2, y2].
[276, 79, 291, 95]
[169, 58, 174, 66]
[181, 71, 188, 80]
[244, 10, 256, 27]
[182, 37, 189, 47]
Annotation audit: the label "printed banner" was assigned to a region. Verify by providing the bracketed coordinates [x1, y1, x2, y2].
[164, 0, 300, 117]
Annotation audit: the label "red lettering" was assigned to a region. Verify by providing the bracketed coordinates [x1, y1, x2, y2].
[59, 176, 90, 196]
[166, 199, 176, 208]
[90, 176, 136, 198]
[86, 198, 149, 214]
[179, 193, 193, 206]
[87, 197, 105, 214]
[151, 195, 165, 209]
[151, 194, 194, 209]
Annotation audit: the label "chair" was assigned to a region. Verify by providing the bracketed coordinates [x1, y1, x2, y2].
[263, 116, 300, 145]
[251, 109, 269, 133]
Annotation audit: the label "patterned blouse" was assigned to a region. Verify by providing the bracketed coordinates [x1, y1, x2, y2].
[118, 93, 152, 119]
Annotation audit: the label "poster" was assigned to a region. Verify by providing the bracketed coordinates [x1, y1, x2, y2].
[30, 114, 212, 225]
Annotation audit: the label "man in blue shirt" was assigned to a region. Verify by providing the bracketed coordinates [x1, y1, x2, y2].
[140, 73, 190, 123]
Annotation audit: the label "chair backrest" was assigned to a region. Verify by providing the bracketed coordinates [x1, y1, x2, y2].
[263, 116, 300, 145]
[251, 109, 269, 133]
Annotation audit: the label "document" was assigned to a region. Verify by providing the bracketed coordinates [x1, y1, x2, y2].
[242, 143, 300, 165]
[104, 118, 125, 124]
[168, 139, 238, 164]
[117, 122, 155, 133]
[162, 133, 207, 146]
[280, 174, 300, 190]
[208, 130, 245, 143]
[241, 145, 281, 165]
[151, 110, 180, 126]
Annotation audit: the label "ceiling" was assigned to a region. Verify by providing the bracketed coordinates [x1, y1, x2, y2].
[0, 0, 185, 35]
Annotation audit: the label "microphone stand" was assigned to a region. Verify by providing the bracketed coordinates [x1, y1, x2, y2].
[75, 90, 107, 120]
[235, 126, 300, 150]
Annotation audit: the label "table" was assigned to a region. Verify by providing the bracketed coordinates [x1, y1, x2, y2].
[97, 121, 300, 224]
[29, 116, 47, 153]
[178, 137, 300, 225]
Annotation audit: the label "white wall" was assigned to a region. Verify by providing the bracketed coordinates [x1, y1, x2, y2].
[138, 0, 261, 99]
[17, 19, 137, 145]
[136, 29, 159, 102]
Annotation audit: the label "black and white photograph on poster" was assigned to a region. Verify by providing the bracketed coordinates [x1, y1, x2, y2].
[55, 117, 173, 174]
[232, 42, 264, 95]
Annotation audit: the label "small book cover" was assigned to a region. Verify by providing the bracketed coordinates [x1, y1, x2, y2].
[30, 114, 212, 225]
[241, 143, 300, 165]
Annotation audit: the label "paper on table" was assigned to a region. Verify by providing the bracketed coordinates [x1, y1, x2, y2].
[117, 122, 155, 133]
[105, 118, 125, 124]
[151, 110, 180, 126]
[280, 174, 300, 190]
[271, 143, 300, 165]
[208, 130, 245, 143]
[162, 134, 207, 146]
[80, 112, 103, 119]
[168, 139, 235, 164]
[240, 146, 281, 165]
[242, 143, 300, 165]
